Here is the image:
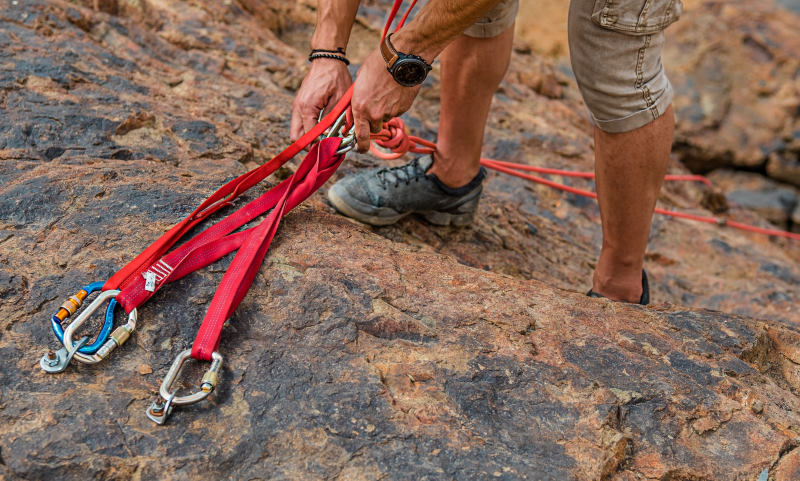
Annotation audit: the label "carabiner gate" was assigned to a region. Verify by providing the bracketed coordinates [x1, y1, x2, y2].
[46, 282, 118, 356]
[336, 126, 357, 155]
[319, 110, 356, 155]
[146, 349, 223, 425]
[324, 110, 349, 139]
[59, 290, 137, 366]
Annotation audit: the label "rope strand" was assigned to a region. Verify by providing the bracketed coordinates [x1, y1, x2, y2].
[369, 117, 800, 241]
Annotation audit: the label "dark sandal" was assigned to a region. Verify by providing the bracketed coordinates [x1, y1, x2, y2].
[587, 270, 649, 306]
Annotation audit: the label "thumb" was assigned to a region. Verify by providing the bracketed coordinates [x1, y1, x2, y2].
[355, 116, 372, 153]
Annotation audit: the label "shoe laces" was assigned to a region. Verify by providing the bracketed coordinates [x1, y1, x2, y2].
[376, 158, 425, 189]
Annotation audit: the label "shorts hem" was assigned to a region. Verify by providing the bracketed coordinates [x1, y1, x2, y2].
[463, 1, 519, 38]
[591, 86, 673, 133]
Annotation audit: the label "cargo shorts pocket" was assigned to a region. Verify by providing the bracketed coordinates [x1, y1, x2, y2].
[591, 0, 683, 35]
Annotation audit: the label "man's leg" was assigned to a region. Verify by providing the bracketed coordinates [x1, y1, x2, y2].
[568, 0, 681, 303]
[426, 26, 515, 188]
[592, 106, 673, 302]
[326, 2, 516, 226]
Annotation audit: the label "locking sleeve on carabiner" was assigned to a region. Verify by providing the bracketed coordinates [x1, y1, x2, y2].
[56, 290, 137, 368]
[146, 349, 224, 425]
[48, 282, 117, 355]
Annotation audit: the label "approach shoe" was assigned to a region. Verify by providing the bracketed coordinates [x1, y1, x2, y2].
[327, 156, 485, 226]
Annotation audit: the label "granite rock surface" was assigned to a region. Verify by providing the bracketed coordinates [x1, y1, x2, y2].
[665, 0, 800, 187]
[707, 170, 799, 231]
[1, 1, 799, 480]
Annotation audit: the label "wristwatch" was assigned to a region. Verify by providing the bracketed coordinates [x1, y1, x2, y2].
[380, 33, 432, 87]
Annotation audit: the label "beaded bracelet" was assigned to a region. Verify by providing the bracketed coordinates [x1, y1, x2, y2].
[308, 53, 350, 66]
[311, 47, 346, 56]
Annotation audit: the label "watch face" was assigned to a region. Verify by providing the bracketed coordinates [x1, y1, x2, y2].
[393, 59, 428, 87]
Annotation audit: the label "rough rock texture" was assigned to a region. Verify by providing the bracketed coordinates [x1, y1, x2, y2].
[707, 170, 799, 231]
[1, 1, 800, 480]
[516, 0, 800, 191]
[793, 204, 800, 233]
[665, 0, 800, 184]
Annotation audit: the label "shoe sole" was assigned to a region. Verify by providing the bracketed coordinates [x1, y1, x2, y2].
[328, 188, 475, 227]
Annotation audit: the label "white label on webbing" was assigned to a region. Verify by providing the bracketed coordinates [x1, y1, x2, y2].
[143, 271, 157, 292]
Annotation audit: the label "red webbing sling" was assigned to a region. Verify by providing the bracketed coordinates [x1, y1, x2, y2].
[103, 0, 416, 362]
[190, 137, 346, 359]
[103, 89, 353, 297]
[114, 137, 345, 313]
[108, 115, 349, 361]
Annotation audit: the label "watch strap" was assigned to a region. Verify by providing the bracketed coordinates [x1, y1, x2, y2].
[380, 33, 399, 68]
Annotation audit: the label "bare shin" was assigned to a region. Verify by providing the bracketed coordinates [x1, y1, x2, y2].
[427, 26, 514, 188]
[592, 105, 675, 302]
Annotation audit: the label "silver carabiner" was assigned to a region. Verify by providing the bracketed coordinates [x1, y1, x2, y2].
[146, 349, 223, 425]
[316, 109, 355, 155]
[336, 125, 357, 155]
[322, 110, 356, 154]
[324, 110, 349, 140]
[61, 290, 137, 365]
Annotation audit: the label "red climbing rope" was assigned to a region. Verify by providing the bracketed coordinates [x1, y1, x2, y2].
[370, 118, 800, 241]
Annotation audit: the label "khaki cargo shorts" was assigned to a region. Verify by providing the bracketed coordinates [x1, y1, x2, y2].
[463, 0, 520, 38]
[568, 0, 684, 132]
[410, 0, 518, 38]
[425, 0, 682, 132]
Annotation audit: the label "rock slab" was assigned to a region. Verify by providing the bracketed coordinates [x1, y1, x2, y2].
[1, 1, 800, 480]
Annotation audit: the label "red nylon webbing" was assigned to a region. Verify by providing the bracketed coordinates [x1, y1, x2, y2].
[99, 0, 412, 362]
[186, 0, 415, 359]
[104, 88, 354, 296]
[115, 138, 338, 312]
[190, 137, 346, 360]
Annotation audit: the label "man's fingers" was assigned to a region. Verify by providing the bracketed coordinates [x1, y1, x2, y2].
[289, 105, 303, 142]
[302, 114, 319, 138]
[355, 117, 371, 153]
[290, 105, 321, 150]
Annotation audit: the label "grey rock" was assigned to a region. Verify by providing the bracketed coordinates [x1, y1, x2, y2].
[767, 152, 800, 187]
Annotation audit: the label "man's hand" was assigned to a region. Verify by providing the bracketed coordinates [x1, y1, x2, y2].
[290, 59, 352, 141]
[351, 49, 421, 152]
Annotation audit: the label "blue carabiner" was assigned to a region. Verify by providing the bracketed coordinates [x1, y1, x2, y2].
[49, 281, 117, 355]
